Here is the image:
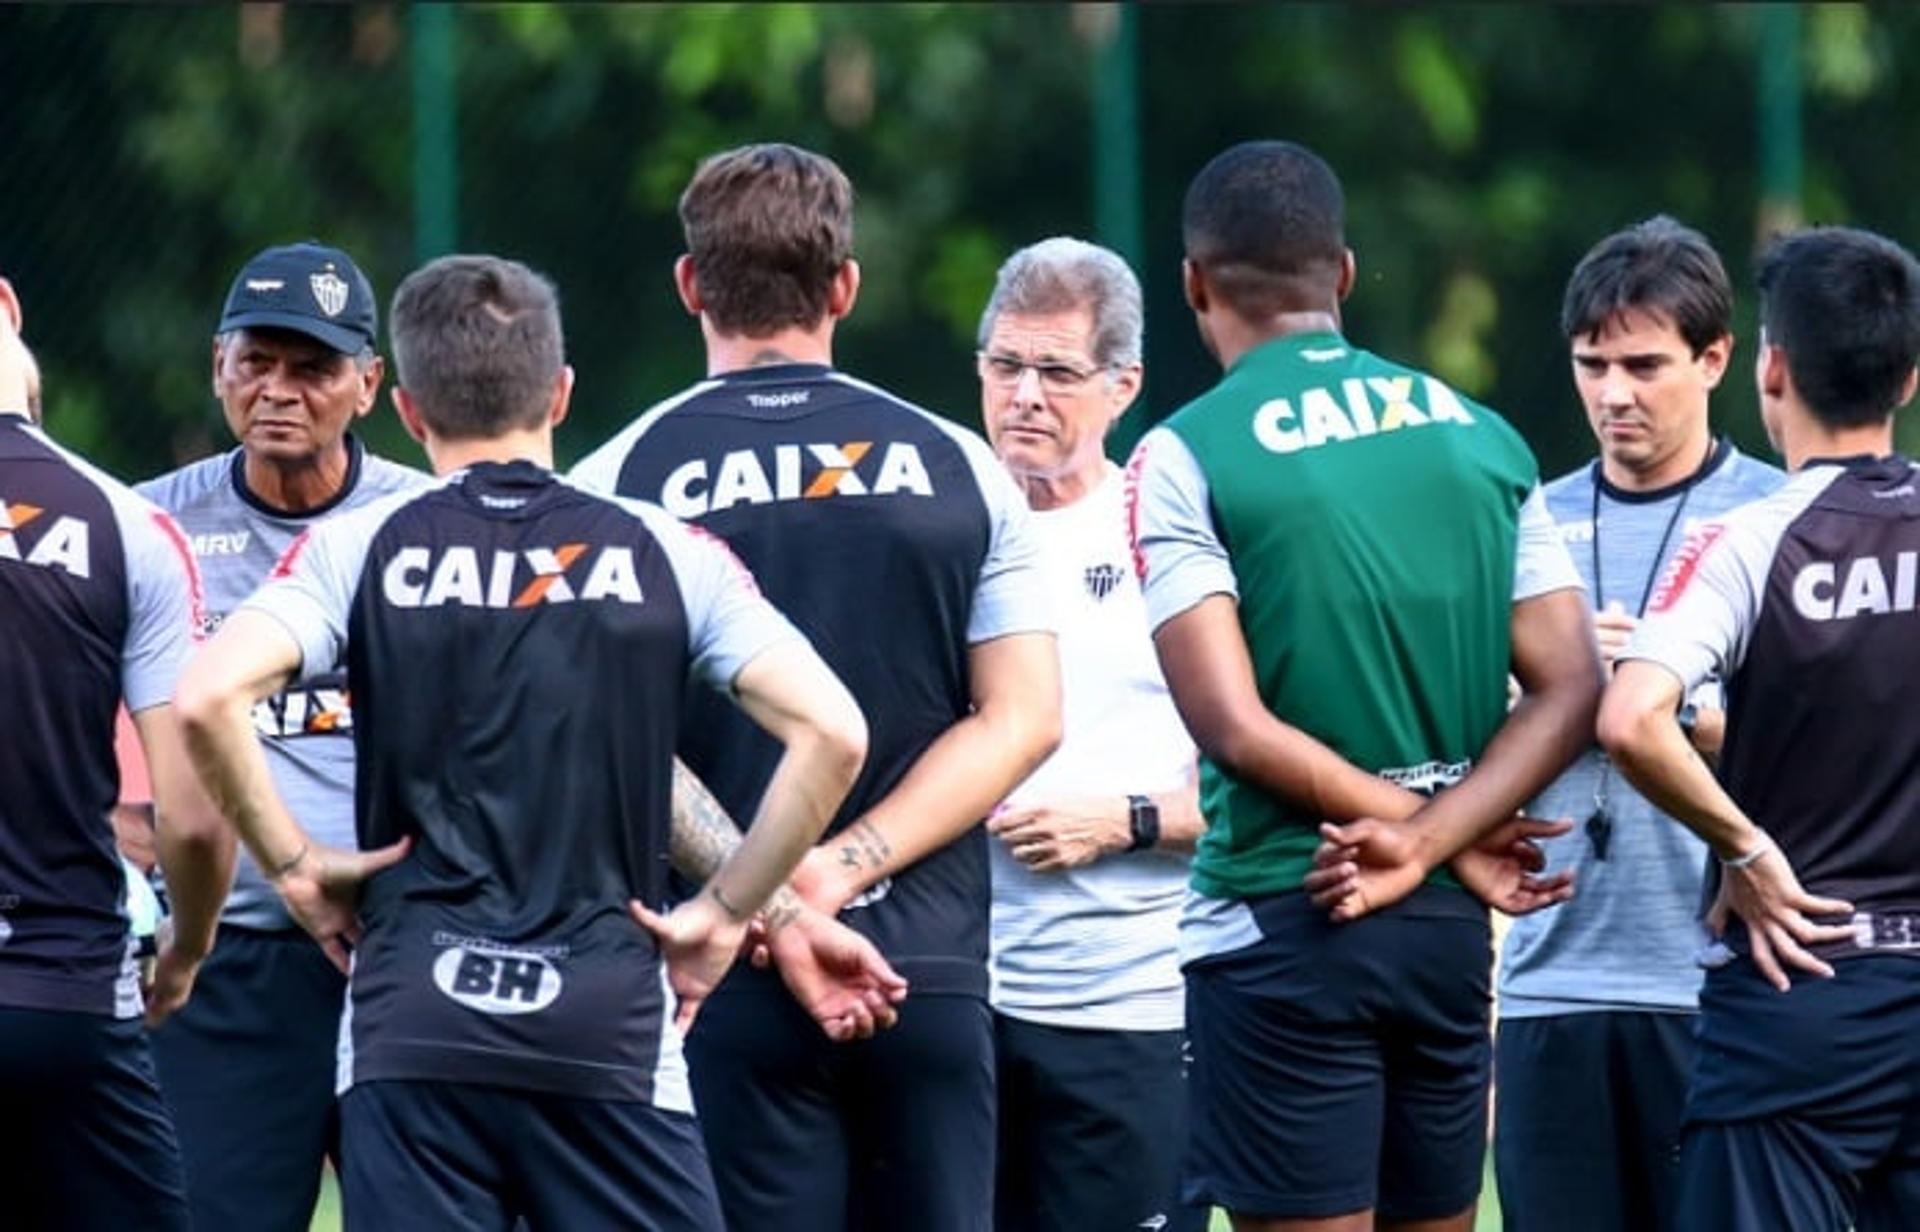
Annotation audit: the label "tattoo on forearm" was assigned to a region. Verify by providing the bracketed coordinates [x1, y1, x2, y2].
[669, 760, 742, 882]
[834, 819, 892, 876]
[671, 760, 807, 935]
[761, 886, 803, 935]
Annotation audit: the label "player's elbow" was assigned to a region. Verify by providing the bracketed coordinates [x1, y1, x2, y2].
[172, 659, 252, 774]
[170, 668, 226, 750]
[1179, 698, 1263, 783]
[154, 798, 233, 875]
[1594, 685, 1659, 770]
[969, 633, 1063, 781]
[1026, 687, 1065, 768]
[1003, 687, 1064, 783]
[822, 710, 870, 795]
[805, 694, 870, 799]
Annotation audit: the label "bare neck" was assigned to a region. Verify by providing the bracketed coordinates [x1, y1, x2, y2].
[423, 427, 554, 476]
[1206, 309, 1342, 371]
[1018, 459, 1114, 512]
[1781, 413, 1895, 472]
[703, 320, 836, 377]
[241, 445, 354, 514]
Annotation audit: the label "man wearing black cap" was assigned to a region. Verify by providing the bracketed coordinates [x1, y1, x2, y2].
[135, 241, 427, 1232]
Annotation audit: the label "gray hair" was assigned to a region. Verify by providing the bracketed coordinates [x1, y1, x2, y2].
[977, 237, 1143, 368]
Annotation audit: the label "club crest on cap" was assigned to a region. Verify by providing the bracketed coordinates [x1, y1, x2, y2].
[310, 267, 350, 318]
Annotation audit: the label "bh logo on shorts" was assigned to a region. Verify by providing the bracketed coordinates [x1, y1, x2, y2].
[432, 938, 564, 1015]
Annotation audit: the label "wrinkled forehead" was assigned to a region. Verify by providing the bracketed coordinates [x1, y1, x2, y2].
[984, 308, 1099, 358]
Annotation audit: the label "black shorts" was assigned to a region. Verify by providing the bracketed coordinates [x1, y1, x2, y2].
[0, 1005, 190, 1231]
[1676, 954, 1920, 1232]
[1494, 1010, 1694, 1232]
[686, 976, 995, 1232]
[150, 925, 346, 1232]
[993, 1013, 1208, 1232]
[340, 1078, 721, 1231]
[1182, 887, 1491, 1221]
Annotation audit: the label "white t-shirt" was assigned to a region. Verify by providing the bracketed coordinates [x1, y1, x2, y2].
[989, 466, 1194, 1031]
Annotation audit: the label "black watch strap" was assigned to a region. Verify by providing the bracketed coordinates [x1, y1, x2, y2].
[1127, 794, 1161, 852]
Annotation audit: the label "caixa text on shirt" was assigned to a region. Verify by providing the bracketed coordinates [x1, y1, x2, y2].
[430, 932, 568, 1015]
[0, 500, 90, 576]
[250, 676, 351, 738]
[1792, 550, 1920, 621]
[1251, 376, 1476, 456]
[382, 543, 645, 609]
[659, 440, 934, 518]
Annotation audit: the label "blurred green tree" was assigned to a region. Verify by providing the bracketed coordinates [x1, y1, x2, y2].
[4, 4, 1920, 483]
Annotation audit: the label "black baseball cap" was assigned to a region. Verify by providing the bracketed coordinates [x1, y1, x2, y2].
[217, 241, 378, 355]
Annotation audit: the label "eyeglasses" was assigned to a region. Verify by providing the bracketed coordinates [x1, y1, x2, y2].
[977, 351, 1109, 394]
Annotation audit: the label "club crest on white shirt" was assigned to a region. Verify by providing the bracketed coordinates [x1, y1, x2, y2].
[1084, 562, 1124, 601]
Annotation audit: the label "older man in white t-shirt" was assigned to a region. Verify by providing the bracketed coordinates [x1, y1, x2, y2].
[976, 238, 1206, 1232]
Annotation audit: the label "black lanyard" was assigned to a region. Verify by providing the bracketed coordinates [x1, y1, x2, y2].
[1588, 437, 1720, 618]
[1585, 438, 1720, 860]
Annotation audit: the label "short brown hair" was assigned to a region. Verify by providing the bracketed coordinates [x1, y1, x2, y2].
[390, 254, 564, 441]
[1562, 216, 1732, 355]
[679, 143, 855, 337]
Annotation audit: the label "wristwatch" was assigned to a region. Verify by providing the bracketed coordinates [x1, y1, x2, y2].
[1126, 794, 1161, 853]
[1676, 702, 1700, 739]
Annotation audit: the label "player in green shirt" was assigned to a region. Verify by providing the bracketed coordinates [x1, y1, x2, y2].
[1128, 139, 1601, 1231]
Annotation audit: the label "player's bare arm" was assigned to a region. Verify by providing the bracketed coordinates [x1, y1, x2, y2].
[1157, 593, 1571, 914]
[666, 758, 906, 1040]
[1598, 659, 1856, 991]
[174, 608, 410, 973]
[1312, 586, 1600, 920]
[632, 637, 868, 1031]
[129, 703, 235, 1027]
[1154, 594, 1426, 822]
[1597, 600, 1728, 759]
[791, 630, 1062, 913]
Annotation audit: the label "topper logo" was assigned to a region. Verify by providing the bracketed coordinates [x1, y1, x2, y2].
[661, 442, 934, 518]
[0, 499, 90, 577]
[745, 390, 810, 409]
[383, 544, 644, 609]
[432, 946, 562, 1015]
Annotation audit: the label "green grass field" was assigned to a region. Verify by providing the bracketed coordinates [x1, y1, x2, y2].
[310, 1156, 1505, 1230]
